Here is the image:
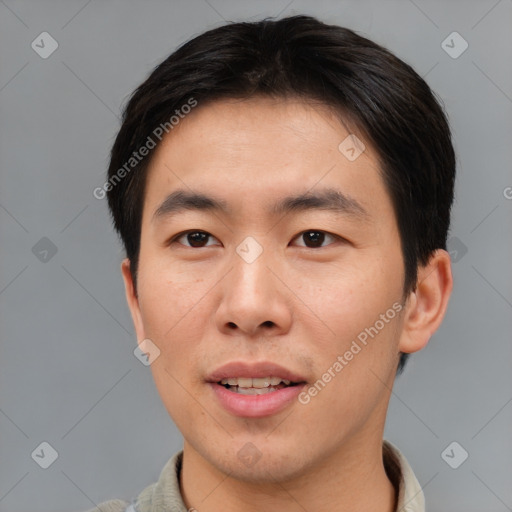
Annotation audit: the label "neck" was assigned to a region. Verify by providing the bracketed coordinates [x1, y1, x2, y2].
[180, 432, 397, 512]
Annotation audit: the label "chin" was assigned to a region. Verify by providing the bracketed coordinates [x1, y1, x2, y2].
[200, 436, 314, 484]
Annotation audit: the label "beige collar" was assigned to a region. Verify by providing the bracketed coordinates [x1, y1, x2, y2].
[133, 439, 425, 512]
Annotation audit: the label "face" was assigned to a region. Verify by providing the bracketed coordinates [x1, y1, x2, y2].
[123, 97, 415, 482]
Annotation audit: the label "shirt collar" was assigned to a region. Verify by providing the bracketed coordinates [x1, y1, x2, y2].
[133, 439, 424, 512]
[383, 439, 425, 511]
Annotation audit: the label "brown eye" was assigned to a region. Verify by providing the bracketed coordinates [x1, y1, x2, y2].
[173, 231, 218, 248]
[293, 230, 338, 248]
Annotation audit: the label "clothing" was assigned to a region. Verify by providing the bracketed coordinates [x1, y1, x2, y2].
[85, 439, 424, 512]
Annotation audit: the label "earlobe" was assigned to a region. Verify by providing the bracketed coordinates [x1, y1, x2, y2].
[398, 249, 453, 354]
[121, 258, 146, 342]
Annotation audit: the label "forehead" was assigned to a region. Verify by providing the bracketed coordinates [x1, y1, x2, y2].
[142, 97, 389, 222]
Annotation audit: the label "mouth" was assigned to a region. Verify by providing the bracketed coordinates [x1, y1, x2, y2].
[206, 361, 308, 417]
[217, 376, 303, 395]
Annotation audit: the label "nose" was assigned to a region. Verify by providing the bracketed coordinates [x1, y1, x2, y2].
[215, 244, 293, 338]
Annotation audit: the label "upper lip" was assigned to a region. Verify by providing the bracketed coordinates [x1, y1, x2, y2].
[206, 361, 307, 383]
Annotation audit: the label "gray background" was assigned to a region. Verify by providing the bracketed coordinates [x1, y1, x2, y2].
[1, 0, 511, 511]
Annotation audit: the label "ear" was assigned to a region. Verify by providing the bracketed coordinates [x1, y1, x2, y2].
[398, 249, 453, 354]
[121, 258, 146, 342]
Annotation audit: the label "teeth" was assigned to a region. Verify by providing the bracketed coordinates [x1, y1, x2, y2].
[236, 386, 280, 395]
[252, 377, 271, 387]
[237, 377, 252, 388]
[219, 376, 292, 388]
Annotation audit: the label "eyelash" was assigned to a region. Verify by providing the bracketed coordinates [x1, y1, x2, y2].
[168, 229, 343, 249]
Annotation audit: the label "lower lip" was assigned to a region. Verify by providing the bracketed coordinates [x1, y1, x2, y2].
[208, 382, 306, 418]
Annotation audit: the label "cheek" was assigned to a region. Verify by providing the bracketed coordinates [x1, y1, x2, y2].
[136, 267, 217, 407]
[305, 260, 398, 340]
[137, 263, 209, 339]
[301, 259, 402, 395]
[137, 272, 212, 426]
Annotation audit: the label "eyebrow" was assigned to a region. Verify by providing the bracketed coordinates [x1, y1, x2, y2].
[152, 187, 370, 224]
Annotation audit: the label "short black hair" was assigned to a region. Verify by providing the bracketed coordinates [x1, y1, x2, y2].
[105, 15, 456, 375]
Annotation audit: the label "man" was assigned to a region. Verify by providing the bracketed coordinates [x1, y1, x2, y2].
[89, 14, 454, 512]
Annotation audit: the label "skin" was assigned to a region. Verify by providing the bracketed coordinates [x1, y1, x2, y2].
[121, 97, 453, 512]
